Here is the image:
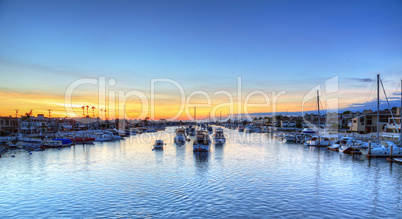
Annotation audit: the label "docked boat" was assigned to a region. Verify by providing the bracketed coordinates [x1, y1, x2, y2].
[107, 130, 122, 140]
[207, 126, 213, 133]
[69, 137, 95, 144]
[339, 138, 364, 154]
[359, 75, 402, 157]
[43, 139, 63, 148]
[360, 141, 402, 157]
[328, 137, 352, 151]
[304, 136, 331, 147]
[188, 127, 196, 136]
[238, 127, 245, 132]
[174, 127, 187, 144]
[328, 140, 341, 151]
[244, 127, 253, 133]
[21, 139, 43, 150]
[94, 133, 113, 142]
[153, 140, 165, 150]
[213, 128, 226, 145]
[283, 133, 297, 142]
[193, 130, 211, 152]
[52, 139, 72, 147]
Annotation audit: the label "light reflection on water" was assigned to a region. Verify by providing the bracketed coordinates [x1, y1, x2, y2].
[0, 127, 401, 218]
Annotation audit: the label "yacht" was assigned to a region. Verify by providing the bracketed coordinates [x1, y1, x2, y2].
[295, 128, 316, 143]
[360, 141, 402, 157]
[213, 128, 226, 145]
[174, 127, 187, 144]
[193, 130, 211, 152]
[304, 136, 331, 147]
[94, 133, 113, 142]
[339, 138, 364, 154]
[328, 137, 352, 151]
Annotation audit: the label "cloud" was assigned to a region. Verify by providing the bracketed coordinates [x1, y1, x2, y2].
[348, 78, 375, 83]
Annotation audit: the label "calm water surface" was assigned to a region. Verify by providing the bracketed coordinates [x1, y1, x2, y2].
[1, 127, 401, 218]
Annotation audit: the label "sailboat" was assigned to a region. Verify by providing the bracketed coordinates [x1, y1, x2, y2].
[360, 76, 402, 157]
[305, 90, 331, 146]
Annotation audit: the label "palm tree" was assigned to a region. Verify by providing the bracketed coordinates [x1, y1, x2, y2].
[24, 110, 32, 134]
[100, 109, 103, 119]
[91, 106, 96, 118]
[86, 105, 89, 117]
[81, 106, 85, 117]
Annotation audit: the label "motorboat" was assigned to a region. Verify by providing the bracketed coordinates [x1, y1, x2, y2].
[207, 126, 213, 133]
[153, 140, 165, 150]
[174, 127, 187, 144]
[244, 127, 253, 133]
[43, 139, 63, 148]
[328, 140, 341, 151]
[70, 137, 95, 144]
[339, 138, 364, 154]
[213, 128, 226, 145]
[193, 130, 211, 152]
[188, 127, 196, 136]
[360, 141, 402, 157]
[50, 138, 72, 147]
[304, 136, 331, 147]
[283, 133, 296, 142]
[302, 128, 316, 134]
[94, 133, 113, 142]
[21, 139, 43, 150]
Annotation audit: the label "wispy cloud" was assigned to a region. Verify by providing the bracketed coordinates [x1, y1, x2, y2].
[348, 78, 375, 83]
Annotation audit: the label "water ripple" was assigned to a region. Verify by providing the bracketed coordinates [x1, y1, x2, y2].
[0, 127, 401, 218]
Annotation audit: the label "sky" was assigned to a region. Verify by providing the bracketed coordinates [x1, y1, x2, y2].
[0, 0, 401, 120]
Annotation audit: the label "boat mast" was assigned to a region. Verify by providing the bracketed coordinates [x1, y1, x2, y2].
[377, 74, 380, 141]
[194, 106, 196, 123]
[317, 90, 320, 130]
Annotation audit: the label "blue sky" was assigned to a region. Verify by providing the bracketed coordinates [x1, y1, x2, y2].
[0, 0, 401, 117]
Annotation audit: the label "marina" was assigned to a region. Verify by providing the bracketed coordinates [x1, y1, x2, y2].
[1, 1, 401, 218]
[0, 126, 401, 218]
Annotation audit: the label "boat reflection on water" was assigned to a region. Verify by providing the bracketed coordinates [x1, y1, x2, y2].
[194, 151, 210, 176]
[154, 147, 164, 165]
[194, 151, 209, 162]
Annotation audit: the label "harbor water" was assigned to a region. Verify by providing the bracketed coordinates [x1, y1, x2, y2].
[0, 127, 401, 218]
